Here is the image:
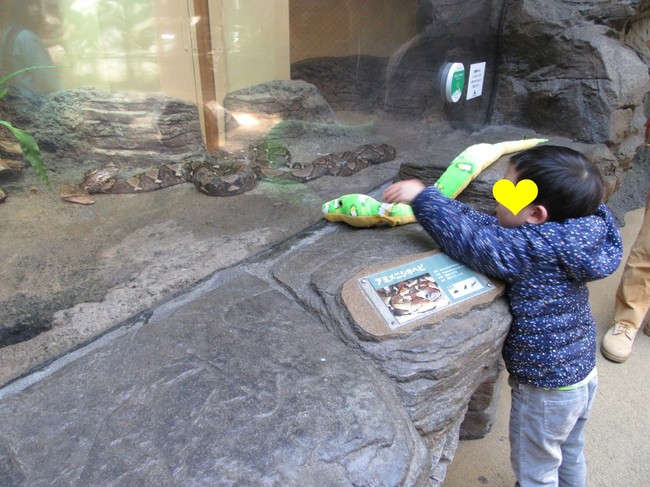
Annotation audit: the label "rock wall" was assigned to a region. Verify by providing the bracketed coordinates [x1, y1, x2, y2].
[0, 88, 206, 171]
[491, 0, 648, 174]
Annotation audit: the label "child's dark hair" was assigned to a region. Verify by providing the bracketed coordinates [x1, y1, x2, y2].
[509, 145, 604, 222]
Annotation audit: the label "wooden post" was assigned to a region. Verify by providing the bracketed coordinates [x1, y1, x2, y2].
[192, 0, 220, 150]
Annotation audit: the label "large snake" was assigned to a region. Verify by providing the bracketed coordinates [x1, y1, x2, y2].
[60, 142, 397, 204]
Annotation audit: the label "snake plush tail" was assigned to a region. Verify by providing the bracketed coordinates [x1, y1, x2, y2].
[433, 138, 548, 198]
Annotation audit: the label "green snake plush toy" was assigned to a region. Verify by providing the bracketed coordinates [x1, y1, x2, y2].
[321, 194, 417, 227]
[323, 138, 547, 227]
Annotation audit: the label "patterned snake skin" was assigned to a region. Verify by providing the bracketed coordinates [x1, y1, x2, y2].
[60, 142, 397, 203]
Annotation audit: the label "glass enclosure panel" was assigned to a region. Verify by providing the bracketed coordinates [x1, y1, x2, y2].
[218, 0, 290, 93]
[61, 0, 159, 91]
[1, 0, 503, 170]
[0, 0, 201, 96]
[0, 0, 506, 368]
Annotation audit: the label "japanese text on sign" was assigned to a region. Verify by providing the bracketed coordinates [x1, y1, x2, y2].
[466, 62, 486, 100]
[373, 264, 426, 287]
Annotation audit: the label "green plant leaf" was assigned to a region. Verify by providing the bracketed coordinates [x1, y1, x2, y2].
[0, 121, 50, 188]
[0, 65, 56, 87]
[0, 65, 57, 189]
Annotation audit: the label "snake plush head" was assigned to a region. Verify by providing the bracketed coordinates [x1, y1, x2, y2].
[322, 194, 415, 228]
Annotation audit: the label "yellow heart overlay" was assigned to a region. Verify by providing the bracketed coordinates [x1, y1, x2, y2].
[492, 179, 538, 216]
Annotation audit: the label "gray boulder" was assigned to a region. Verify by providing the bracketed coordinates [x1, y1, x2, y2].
[491, 0, 648, 166]
[0, 272, 429, 486]
[223, 79, 336, 123]
[272, 222, 512, 484]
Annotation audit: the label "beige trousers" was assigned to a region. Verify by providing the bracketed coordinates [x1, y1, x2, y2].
[615, 187, 650, 330]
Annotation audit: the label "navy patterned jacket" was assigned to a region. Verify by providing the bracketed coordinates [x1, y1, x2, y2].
[411, 187, 623, 389]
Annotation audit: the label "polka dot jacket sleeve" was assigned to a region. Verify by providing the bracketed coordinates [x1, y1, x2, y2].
[411, 186, 534, 283]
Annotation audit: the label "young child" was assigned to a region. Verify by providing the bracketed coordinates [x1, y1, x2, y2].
[383, 145, 623, 487]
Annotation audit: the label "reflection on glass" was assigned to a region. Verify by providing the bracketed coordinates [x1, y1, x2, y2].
[62, 0, 158, 90]
[0, 0, 63, 92]
[0, 0, 171, 93]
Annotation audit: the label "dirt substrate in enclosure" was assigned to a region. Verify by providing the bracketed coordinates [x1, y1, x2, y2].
[0, 114, 643, 386]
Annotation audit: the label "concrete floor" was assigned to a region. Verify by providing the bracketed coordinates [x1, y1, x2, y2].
[444, 206, 649, 487]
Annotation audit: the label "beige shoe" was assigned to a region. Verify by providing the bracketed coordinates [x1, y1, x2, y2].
[601, 322, 638, 363]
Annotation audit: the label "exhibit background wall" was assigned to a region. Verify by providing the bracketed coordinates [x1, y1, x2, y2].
[289, 0, 418, 62]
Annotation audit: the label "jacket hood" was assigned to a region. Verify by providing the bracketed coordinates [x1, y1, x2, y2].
[548, 204, 622, 282]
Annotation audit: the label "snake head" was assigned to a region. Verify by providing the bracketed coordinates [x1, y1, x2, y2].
[82, 162, 120, 192]
[322, 198, 343, 215]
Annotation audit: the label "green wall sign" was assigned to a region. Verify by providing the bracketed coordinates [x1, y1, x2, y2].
[440, 62, 465, 103]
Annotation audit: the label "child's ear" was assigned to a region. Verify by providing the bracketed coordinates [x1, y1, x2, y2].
[526, 205, 549, 224]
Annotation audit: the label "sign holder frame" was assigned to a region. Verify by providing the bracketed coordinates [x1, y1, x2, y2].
[341, 250, 505, 336]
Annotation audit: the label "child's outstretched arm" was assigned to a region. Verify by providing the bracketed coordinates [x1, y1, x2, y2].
[412, 187, 534, 282]
[382, 179, 426, 204]
[387, 184, 534, 283]
[383, 180, 495, 227]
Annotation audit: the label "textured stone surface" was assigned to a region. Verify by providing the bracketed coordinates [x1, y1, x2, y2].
[223, 79, 336, 122]
[621, 1, 650, 65]
[491, 0, 648, 167]
[459, 359, 504, 440]
[0, 271, 430, 486]
[291, 55, 388, 113]
[0, 88, 206, 170]
[0, 208, 512, 486]
[608, 146, 650, 226]
[271, 222, 512, 484]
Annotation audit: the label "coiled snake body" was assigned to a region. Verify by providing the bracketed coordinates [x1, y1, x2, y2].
[61, 142, 397, 204]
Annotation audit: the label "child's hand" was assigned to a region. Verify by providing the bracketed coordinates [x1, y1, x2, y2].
[382, 180, 426, 204]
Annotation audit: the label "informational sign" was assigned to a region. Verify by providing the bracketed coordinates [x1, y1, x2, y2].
[466, 62, 486, 100]
[358, 252, 495, 330]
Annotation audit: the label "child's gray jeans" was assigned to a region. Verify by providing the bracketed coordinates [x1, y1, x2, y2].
[509, 374, 598, 487]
